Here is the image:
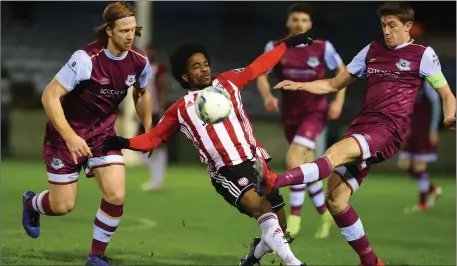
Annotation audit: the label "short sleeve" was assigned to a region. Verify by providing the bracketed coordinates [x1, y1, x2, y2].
[55, 50, 92, 91]
[420, 47, 441, 77]
[420, 47, 448, 89]
[264, 41, 274, 74]
[324, 41, 343, 71]
[346, 43, 371, 78]
[137, 58, 153, 89]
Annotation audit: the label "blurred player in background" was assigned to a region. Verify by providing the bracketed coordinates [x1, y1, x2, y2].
[138, 43, 169, 191]
[262, 2, 456, 266]
[397, 81, 442, 213]
[257, 3, 346, 238]
[21, 3, 152, 266]
[103, 33, 314, 266]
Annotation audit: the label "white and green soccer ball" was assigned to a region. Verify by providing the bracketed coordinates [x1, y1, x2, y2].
[195, 86, 232, 124]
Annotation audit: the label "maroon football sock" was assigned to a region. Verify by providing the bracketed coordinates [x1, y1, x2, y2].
[332, 205, 378, 266]
[90, 199, 124, 256]
[274, 156, 333, 188]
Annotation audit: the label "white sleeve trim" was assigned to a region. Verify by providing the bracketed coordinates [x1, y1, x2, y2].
[138, 57, 152, 89]
[346, 43, 371, 78]
[55, 50, 92, 91]
[324, 40, 343, 71]
[264, 41, 274, 53]
[419, 47, 442, 78]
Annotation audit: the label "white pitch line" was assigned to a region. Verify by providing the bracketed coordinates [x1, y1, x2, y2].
[6, 216, 157, 234]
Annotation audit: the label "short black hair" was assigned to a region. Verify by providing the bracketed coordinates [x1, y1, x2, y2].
[170, 43, 211, 89]
[377, 1, 414, 24]
[287, 2, 312, 17]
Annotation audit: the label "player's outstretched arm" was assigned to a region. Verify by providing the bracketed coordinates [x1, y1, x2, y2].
[273, 70, 355, 94]
[102, 102, 181, 153]
[221, 34, 313, 89]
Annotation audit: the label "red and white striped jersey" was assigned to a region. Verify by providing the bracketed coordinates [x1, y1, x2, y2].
[140, 69, 270, 171]
[129, 42, 291, 171]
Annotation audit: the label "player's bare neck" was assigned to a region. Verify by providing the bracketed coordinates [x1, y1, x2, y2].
[107, 42, 126, 57]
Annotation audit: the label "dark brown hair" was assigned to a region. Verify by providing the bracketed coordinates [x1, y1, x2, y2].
[377, 2, 414, 24]
[287, 2, 312, 17]
[93, 2, 143, 47]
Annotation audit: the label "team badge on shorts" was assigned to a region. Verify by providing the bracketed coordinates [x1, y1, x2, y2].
[238, 177, 249, 187]
[51, 157, 64, 170]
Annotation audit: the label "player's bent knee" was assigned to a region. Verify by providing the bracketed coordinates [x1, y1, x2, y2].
[412, 161, 427, 173]
[102, 191, 125, 205]
[286, 144, 310, 169]
[325, 184, 351, 214]
[239, 188, 272, 218]
[396, 158, 411, 171]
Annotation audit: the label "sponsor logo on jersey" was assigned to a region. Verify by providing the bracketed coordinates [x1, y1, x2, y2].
[307, 56, 320, 68]
[238, 177, 249, 187]
[99, 89, 127, 98]
[395, 58, 411, 71]
[432, 54, 440, 66]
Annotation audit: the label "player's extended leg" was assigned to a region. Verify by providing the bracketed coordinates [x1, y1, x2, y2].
[261, 136, 363, 192]
[141, 146, 168, 191]
[22, 157, 80, 239]
[239, 188, 304, 266]
[285, 143, 309, 236]
[326, 172, 383, 266]
[86, 165, 125, 266]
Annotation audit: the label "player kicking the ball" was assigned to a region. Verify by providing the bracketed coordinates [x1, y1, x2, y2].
[21, 3, 153, 266]
[257, 3, 347, 238]
[258, 2, 456, 266]
[103, 34, 313, 266]
[397, 81, 443, 213]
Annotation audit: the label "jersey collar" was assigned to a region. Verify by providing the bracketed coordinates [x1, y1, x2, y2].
[104, 49, 129, 60]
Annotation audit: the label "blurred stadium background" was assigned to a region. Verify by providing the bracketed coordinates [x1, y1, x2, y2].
[1, 1, 456, 265]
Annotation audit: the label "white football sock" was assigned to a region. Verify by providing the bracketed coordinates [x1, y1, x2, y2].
[254, 239, 272, 259]
[258, 213, 302, 266]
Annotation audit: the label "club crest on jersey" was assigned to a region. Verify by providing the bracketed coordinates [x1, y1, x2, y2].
[51, 157, 64, 170]
[238, 177, 249, 187]
[307, 57, 320, 68]
[125, 74, 136, 87]
[396, 58, 411, 71]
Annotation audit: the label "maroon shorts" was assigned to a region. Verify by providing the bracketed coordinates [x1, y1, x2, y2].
[399, 115, 437, 163]
[283, 112, 326, 150]
[334, 123, 401, 193]
[43, 134, 124, 185]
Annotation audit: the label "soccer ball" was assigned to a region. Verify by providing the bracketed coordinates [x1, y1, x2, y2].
[195, 86, 232, 124]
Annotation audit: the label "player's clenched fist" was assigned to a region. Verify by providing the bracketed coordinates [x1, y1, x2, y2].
[102, 136, 130, 153]
[273, 80, 302, 91]
[64, 134, 93, 164]
[444, 117, 456, 131]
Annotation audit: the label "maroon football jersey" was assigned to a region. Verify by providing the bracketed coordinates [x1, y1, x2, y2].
[45, 42, 151, 144]
[346, 40, 442, 141]
[268, 39, 343, 119]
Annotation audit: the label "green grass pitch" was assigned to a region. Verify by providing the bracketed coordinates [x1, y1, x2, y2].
[1, 160, 455, 265]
